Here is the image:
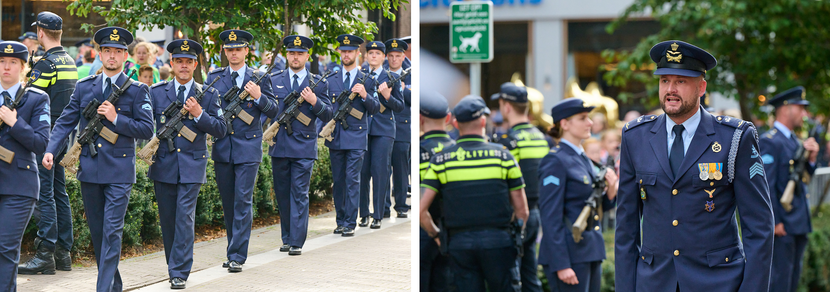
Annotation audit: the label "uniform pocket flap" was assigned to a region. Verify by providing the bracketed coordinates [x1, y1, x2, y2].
[245, 130, 263, 139]
[706, 245, 743, 267]
[113, 147, 135, 158]
[637, 172, 657, 186]
[693, 176, 729, 188]
[640, 247, 654, 265]
[193, 150, 208, 160]
[17, 159, 36, 172]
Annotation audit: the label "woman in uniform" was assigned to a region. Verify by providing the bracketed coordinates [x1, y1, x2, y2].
[0, 41, 51, 289]
[537, 98, 617, 292]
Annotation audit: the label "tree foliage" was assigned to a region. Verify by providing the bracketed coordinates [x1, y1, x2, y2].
[602, 0, 830, 121]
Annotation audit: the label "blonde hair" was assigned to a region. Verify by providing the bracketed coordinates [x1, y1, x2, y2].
[582, 137, 601, 149]
[133, 42, 157, 66]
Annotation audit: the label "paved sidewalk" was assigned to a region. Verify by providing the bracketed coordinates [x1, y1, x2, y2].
[17, 211, 411, 291]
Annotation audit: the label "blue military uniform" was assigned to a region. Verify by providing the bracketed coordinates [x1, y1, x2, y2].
[46, 27, 155, 292]
[418, 91, 454, 292]
[538, 99, 611, 292]
[383, 38, 412, 218]
[0, 41, 51, 290]
[615, 41, 774, 292]
[147, 40, 227, 286]
[325, 34, 379, 236]
[266, 35, 331, 254]
[359, 41, 405, 228]
[207, 29, 278, 271]
[421, 95, 524, 292]
[759, 86, 814, 292]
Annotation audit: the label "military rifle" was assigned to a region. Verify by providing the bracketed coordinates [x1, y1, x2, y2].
[0, 78, 35, 164]
[222, 62, 277, 135]
[572, 164, 609, 243]
[263, 70, 334, 145]
[781, 125, 819, 212]
[377, 68, 411, 113]
[319, 69, 371, 142]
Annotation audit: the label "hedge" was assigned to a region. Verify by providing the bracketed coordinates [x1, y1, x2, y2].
[25, 142, 333, 257]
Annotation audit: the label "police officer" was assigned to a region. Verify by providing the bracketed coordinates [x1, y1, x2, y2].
[19, 11, 78, 275]
[420, 95, 529, 292]
[615, 40, 774, 292]
[419, 91, 454, 292]
[538, 98, 617, 292]
[42, 27, 155, 292]
[18, 32, 45, 58]
[492, 83, 549, 292]
[759, 86, 818, 292]
[384, 38, 411, 218]
[207, 29, 277, 272]
[325, 34, 378, 237]
[148, 39, 227, 289]
[0, 41, 51, 290]
[75, 38, 93, 67]
[267, 35, 331, 255]
[358, 41, 404, 229]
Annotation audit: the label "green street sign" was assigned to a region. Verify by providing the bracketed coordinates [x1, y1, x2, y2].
[450, 1, 493, 63]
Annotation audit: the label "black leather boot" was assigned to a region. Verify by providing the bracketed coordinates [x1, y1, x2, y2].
[18, 238, 56, 275]
[54, 245, 72, 271]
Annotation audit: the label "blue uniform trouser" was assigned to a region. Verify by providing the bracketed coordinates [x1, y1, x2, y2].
[544, 260, 601, 292]
[154, 182, 200, 280]
[770, 233, 809, 292]
[520, 208, 543, 292]
[385, 141, 410, 214]
[272, 157, 314, 248]
[420, 228, 450, 292]
[330, 149, 364, 229]
[0, 195, 36, 291]
[215, 162, 258, 263]
[80, 182, 132, 292]
[34, 148, 73, 251]
[448, 229, 521, 292]
[359, 136, 394, 220]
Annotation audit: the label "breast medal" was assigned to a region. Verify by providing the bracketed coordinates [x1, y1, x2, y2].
[699, 163, 709, 180]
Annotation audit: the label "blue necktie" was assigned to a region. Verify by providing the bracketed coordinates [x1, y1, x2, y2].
[293, 74, 299, 92]
[102, 78, 112, 102]
[177, 85, 186, 103]
[231, 71, 240, 88]
[343, 72, 351, 90]
[1, 91, 11, 106]
[669, 125, 685, 177]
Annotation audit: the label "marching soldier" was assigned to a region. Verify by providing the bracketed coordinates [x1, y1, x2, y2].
[384, 38, 411, 218]
[358, 41, 404, 229]
[420, 95, 528, 291]
[148, 39, 227, 289]
[266, 35, 331, 255]
[19, 11, 77, 275]
[418, 91, 454, 291]
[42, 27, 155, 292]
[207, 29, 277, 272]
[325, 34, 378, 237]
[0, 41, 51, 290]
[492, 83, 548, 292]
[615, 40, 774, 292]
[759, 86, 818, 292]
[538, 98, 617, 292]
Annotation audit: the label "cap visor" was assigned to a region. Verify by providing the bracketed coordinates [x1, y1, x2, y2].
[222, 43, 248, 49]
[653, 68, 703, 78]
[792, 100, 810, 106]
[31, 22, 37, 27]
[339, 45, 359, 51]
[286, 48, 308, 52]
[171, 53, 197, 59]
[490, 93, 501, 101]
[99, 44, 128, 50]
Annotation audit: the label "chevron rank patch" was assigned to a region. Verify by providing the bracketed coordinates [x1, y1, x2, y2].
[749, 162, 765, 179]
[543, 175, 560, 186]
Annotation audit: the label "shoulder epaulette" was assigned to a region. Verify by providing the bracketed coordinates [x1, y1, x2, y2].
[209, 67, 224, 74]
[623, 115, 657, 132]
[549, 143, 561, 153]
[150, 80, 168, 89]
[763, 128, 778, 139]
[24, 87, 46, 95]
[715, 115, 747, 129]
[78, 74, 96, 83]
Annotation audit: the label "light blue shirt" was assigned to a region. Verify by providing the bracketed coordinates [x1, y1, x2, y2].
[666, 108, 701, 156]
[289, 68, 308, 88]
[101, 72, 126, 125]
[559, 138, 597, 174]
[0, 82, 22, 105]
[174, 78, 202, 122]
[371, 67, 383, 80]
[342, 66, 359, 89]
[230, 65, 248, 88]
[774, 121, 793, 140]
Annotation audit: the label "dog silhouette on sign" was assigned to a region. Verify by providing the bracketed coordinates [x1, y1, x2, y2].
[458, 32, 483, 53]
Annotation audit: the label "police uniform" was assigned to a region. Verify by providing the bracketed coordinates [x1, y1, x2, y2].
[418, 91, 454, 292]
[18, 11, 78, 275]
[325, 35, 379, 236]
[492, 84, 547, 292]
[421, 95, 524, 292]
[266, 35, 331, 255]
[759, 87, 814, 292]
[147, 40, 227, 288]
[46, 27, 155, 292]
[358, 41, 404, 228]
[0, 41, 51, 290]
[208, 29, 278, 271]
[615, 41, 774, 292]
[384, 38, 412, 218]
[538, 99, 612, 292]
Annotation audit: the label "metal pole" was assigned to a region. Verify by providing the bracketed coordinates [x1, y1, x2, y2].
[470, 62, 481, 97]
[21, 0, 26, 35]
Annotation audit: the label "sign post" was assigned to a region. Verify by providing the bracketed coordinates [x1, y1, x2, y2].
[450, 1, 493, 97]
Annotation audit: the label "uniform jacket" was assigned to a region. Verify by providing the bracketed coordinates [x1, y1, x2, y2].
[389, 68, 411, 142]
[323, 68, 378, 150]
[419, 130, 456, 225]
[367, 69, 404, 138]
[267, 69, 331, 159]
[0, 87, 50, 198]
[46, 73, 155, 184]
[29, 46, 77, 122]
[615, 109, 774, 292]
[759, 126, 814, 235]
[496, 122, 549, 209]
[147, 80, 227, 184]
[208, 66, 277, 164]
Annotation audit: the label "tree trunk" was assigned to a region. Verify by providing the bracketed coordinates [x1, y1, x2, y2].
[735, 73, 752, 122]
[185, 14, 205, 83]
